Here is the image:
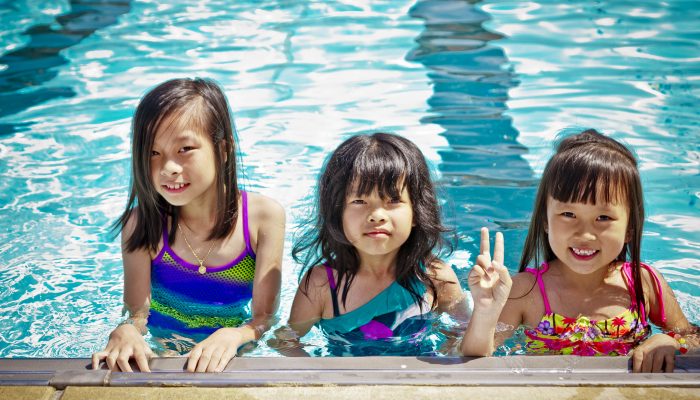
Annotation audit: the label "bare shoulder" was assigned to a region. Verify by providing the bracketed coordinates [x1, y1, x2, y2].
[509, 271, 538, 301]
[298, 265, 332, 302]
[245, 191, 285, 223]
[426, 259, 459, 284]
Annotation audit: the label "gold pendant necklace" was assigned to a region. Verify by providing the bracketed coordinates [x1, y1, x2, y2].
[178, 222, 216, 274]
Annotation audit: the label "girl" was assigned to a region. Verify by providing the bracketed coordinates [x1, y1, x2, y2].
[462, 129, 696, 372]
[92, 78, 285, 372]
[281, 132, 469, 356]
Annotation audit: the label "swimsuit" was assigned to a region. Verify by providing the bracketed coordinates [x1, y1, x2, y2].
[524, 261, 666, 356]
[318, 265, 435, 355]
[148, 191, 256, 335]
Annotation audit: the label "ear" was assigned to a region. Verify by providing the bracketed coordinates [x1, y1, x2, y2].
[544, 224, 548, 234]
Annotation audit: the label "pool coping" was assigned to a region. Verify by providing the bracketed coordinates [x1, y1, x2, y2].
[1, 355, 699, 387]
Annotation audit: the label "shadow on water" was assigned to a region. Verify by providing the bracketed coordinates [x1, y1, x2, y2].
[407, 0, 536, 270]
[0, 0, 131, 133]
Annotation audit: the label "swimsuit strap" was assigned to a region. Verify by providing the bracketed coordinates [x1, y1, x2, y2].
[241, 191, 253, 254]
[525, 262, 552, 315]
[621, 262, 666, 325]
[325, 265, 341, 318]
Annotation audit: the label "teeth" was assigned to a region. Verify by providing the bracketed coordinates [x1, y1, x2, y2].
[572, 247, 596, 256]
[166, 183, 185, 190]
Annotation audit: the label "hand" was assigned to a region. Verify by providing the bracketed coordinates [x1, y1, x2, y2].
[92, 323, 154, 372]
[186, 327, 243, 372]
[632, 333, 678, 373]
[468, 227, 512, 311]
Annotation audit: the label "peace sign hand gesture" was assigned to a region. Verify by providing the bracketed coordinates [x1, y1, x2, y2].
[467, 227, 512, 311]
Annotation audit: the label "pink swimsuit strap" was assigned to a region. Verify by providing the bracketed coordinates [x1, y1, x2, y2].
[525, 261, 666, 325]
[525, 262, 552, 314]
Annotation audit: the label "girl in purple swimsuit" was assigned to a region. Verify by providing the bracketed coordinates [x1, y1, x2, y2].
[462, 129, 697, 372]
[92, 78, 285, 373]
[277, 132, 470, 355]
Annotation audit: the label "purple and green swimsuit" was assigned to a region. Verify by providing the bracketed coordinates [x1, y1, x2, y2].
[148, 191, 256, 335]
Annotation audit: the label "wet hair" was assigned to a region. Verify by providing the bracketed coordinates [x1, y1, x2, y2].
[519, 129, 645, 316]
[292, 132, 452, 310]
[116, 77, 240, 252]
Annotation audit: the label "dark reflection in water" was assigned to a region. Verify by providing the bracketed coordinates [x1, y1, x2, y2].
[0, 0, 130, 129]
[407, 0, 535, 270]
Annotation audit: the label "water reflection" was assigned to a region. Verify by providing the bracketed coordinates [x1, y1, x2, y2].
[407, 0, 535, 270]
[0, 0, 130, 125]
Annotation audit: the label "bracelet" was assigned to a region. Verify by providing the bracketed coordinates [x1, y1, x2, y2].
[666, 332, 688, 354]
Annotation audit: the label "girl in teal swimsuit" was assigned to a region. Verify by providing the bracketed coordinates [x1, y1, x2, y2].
[279, 132, 469, 355]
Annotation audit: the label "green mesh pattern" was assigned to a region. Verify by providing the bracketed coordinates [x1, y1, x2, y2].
[161, 252, 256, 284]
[151, 299, 246, 329]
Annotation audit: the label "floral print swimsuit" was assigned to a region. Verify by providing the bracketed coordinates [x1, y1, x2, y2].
[524, 262, 666, 356]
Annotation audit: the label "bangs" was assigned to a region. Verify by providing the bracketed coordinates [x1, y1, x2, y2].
[150, 97, 207, 144]
[547, 146, 635, 206]
[346, 142, 408, 199]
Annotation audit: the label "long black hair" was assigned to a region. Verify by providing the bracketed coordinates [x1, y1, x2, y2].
[520, 129, 645, 316]
[115, 77, 240, 252]
[293, 132, 452, 310]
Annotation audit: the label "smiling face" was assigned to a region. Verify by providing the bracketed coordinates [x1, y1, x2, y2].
[341, 184, 414, 261]
[149, 118, 218, 209]
[546, 192, 629, 275]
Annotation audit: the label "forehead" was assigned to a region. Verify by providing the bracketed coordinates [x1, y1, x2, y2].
[346, 177, 407, 196]
[547, 195, 628, 212]
[153, 114, 206, 145]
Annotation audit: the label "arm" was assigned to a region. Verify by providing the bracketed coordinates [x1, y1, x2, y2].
[187, 193, 285, 372]
[461, 228, 513, 356]
[632, 264, 696, 373]
[430, 260, 470, 322]
[269, 266, 328, 357]
[92, 212, 154, 372]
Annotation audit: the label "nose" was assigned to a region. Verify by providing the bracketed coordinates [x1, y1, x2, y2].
[575, 221, 597, 241]
[368, 207, 387, 223]
[160, 158, 182, 176]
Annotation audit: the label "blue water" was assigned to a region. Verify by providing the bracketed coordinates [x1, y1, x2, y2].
[0, 0, 698, 358]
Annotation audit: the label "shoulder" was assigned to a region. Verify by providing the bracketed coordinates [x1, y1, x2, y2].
[426, 259, 459, 284]
[245, 191, 285, 224]
[509, 270, 538, 300]
[298, 265, 332, 300]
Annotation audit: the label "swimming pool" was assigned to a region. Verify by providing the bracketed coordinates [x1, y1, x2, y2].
[0, 0, 698, 358]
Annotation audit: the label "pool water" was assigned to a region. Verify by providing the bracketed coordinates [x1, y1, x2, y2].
[0, 0, 698, 358]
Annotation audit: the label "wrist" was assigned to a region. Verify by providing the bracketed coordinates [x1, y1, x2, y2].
[666, 332, 688, 354]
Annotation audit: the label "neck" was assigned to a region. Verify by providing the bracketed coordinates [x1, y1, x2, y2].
[179, 203, 216, 235]
[550, 259, 612, 292]
[357, 251, 398, 280]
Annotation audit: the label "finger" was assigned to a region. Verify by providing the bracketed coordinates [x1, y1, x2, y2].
[641, 352, 652, 373]
[92, 351, 107, 370]
[195, 350, 212, 373]
[133, 350, 151, 373]
[187, 347, 203, 372]
[116, 354, 133, 373]
[106, 350, 119, 371]
[631, 351, 642, 373]
[652, 352, 666, 373]
[664, 354, 675, 373]
[493, 232, 504, 265]
[493, 260, 512, 286]
[479, 227, 490, 257]
[206, 350, 222, 373]
[475, 254, 492, 270]
[215, 349, 237, 372]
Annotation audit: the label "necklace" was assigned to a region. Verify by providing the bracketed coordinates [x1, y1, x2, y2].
[178, 222, 216, 274]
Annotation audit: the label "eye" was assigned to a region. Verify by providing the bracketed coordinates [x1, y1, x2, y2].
[179, 146, 194, 153]
[350, 199, 366, 205]
[561, 212, 575, 218]
[150, 150, 160, 157]
[597, 215, 613, 221]
[388, 196, 402, 204]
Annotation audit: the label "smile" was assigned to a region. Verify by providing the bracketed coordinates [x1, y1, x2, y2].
[570, 247, 598, 260]
[163, 183, 189, 192]
[365, 230, 390, 237]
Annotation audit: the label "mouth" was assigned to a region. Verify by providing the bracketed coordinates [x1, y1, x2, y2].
[162, 182, 190, 193]
[365, 230, 390, 238]
[569, 247, 599, 261]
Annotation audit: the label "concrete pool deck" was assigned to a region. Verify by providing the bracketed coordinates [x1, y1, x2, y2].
[1, 355, 699, 399]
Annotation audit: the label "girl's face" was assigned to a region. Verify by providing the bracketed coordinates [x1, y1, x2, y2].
[546, 194, 629, 275]
[341, 184, 414, 262]
[149, 121, 218, 210]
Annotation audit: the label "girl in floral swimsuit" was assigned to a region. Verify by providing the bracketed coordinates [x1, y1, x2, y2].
[462, 129, 696, 372]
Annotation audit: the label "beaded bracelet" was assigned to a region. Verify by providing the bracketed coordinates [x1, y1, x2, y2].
[666, 332, 688, 354]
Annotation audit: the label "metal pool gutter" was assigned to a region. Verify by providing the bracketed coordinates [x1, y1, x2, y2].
[1, 356, 699, 387]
